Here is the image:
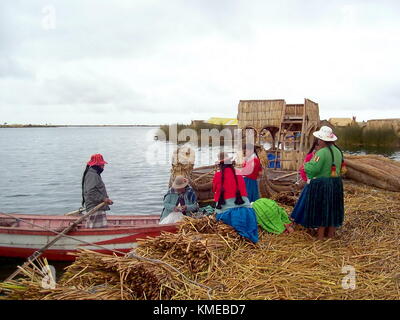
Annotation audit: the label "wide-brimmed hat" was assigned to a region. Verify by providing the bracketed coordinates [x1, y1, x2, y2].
[172, 175, 189, 189]
[313, 126, 338, 142]
[87, 154, 108, 166]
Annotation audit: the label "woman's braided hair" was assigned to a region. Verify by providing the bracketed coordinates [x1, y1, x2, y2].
[216, 152, 245, 209]
[81, 165, 90, 207]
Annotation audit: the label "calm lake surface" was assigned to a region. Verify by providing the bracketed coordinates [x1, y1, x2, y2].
[0, 127, 226, 215]
[0, 127, 399, 216]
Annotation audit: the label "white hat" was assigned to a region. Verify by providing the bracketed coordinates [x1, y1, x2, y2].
[172, 175, 189, 189]
[313, 126, 338, 142]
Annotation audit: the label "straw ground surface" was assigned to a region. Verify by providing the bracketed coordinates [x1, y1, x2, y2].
[1, 180, 399, 300]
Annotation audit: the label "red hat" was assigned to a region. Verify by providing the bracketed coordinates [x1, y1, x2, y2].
[87, 154, 108, 166]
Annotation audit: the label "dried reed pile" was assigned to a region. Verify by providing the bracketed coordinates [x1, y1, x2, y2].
[270, 192, 299, 208]
[0, 250, 183, 300]
[136, 217, 241, 275]
[1, 181, 399, 300]
[169, 147, 195, 187]
[184, 181, 399, 300]
[345, 154, 400, 191]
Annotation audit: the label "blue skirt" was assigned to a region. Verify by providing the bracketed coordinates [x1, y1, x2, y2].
[303, 177, 344, 228]
[244, 177, 260, 202]
[216, 207, 259, 243]
[290, 184, 309, 226]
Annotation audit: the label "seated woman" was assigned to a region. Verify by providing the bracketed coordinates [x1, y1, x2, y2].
[253, 198, 294, 234]
[212, 152, 258, 243]
[237, 144, 263, 202]
[160, 175, 199, 223]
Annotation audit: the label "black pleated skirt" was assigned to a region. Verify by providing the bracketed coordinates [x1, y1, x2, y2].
[303, 177, 344, 228]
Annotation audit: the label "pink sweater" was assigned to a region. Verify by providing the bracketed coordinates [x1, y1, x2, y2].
[299, 152, 315, 182]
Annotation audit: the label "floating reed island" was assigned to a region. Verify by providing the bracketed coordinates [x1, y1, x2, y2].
[1, 180, 399, 300]
[1, 99, 399, 300]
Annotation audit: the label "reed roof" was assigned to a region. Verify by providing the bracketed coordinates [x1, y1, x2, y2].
[329, 118, 354, 127]
[206, 117, 238, 126]
[237, 98, 320, 131]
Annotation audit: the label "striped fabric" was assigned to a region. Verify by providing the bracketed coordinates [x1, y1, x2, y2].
[85, 210, 107, 228]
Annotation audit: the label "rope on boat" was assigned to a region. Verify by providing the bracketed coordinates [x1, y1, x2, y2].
[0, 211, 214, 298]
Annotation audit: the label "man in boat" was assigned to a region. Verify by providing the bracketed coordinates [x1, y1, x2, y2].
[82, 154, 113, 228]
[160, 175, 199, 222]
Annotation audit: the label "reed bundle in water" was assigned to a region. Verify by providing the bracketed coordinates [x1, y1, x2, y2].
[1, 181, 399, 300]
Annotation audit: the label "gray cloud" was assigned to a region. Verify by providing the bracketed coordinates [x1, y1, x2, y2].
[1, 0, 400, 124]
[0, 57, 35, 79]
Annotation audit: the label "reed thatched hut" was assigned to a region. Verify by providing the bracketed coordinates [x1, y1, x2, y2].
[237, 98, 320, 171]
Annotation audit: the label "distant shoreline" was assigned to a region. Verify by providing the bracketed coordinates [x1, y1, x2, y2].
[0, 124, 159, 128]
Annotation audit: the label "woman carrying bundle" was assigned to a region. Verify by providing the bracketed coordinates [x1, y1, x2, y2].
[302, 126, 346, 240]
[212, 152, 258, 243]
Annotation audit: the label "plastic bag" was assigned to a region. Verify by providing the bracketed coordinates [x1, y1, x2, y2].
[159, 211, 184, 224]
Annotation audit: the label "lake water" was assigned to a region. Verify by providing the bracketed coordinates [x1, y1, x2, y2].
[0, 127, 228, 215]
[0, 127, 173, 215]
[0, 127, 399, 216]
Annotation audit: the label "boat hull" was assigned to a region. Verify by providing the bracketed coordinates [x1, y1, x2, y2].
[0, 213, 177, 261]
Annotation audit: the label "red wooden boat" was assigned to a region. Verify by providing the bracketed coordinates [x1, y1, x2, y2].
[0, 213, 177, 261]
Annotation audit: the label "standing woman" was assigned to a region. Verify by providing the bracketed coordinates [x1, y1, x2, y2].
[238, 144, 263, 202]
[212, 152, 258, 243]
[290, 139, 320, 225]
[82, 154, 113, 228]
[303, 126, 345, 240]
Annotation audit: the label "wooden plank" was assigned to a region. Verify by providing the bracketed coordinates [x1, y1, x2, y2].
[274, 102, 287, 170]
[299, 98, 306, 151]
[271, 172, 298, 181]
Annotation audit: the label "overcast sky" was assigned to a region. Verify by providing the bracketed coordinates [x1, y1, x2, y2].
[1, 0, 400, 125]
